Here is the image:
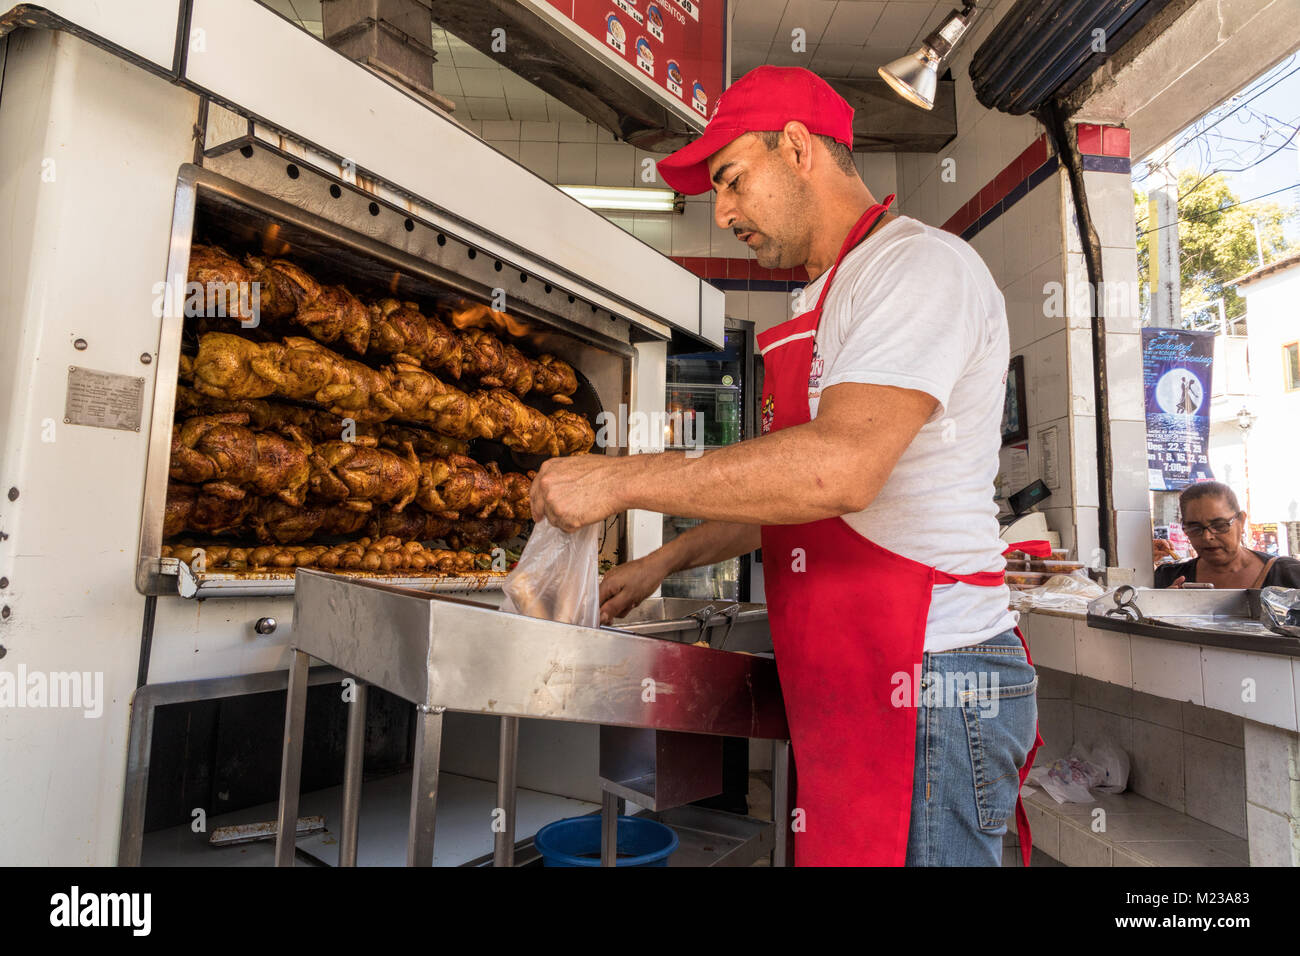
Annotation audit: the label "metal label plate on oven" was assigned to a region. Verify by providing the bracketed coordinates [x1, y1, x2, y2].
[64, 366, 145, 431]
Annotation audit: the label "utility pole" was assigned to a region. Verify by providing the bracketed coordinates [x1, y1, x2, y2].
[1148, 140, 1181, 329]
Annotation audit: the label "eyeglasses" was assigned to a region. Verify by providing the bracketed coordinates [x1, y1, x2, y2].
[1183, 515, 1240, 538]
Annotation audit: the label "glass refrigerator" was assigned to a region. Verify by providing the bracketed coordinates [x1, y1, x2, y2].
[661, 319, 758, 603]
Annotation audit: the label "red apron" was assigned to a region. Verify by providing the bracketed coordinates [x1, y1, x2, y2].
[757, 197, 1042, 866]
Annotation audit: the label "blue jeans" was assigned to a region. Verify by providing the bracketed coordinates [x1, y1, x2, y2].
[904, 629, 1039, 866]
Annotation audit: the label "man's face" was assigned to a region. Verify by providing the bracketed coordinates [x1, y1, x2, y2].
[707, 132, 813, 269]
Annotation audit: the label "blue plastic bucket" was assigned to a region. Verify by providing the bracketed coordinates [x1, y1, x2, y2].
[533, 815, 678, 867]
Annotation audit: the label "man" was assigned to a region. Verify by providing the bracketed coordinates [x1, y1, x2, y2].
[530, 66, 1040, 866]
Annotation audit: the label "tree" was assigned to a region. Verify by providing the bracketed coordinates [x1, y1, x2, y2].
[1134, 170, 1295, 326]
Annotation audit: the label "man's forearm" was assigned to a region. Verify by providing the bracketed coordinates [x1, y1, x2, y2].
[653, 520, 761, 575]
[610, 383, 936, 526]
[622, 423, 864, 525]
[528, 382, 936, 533]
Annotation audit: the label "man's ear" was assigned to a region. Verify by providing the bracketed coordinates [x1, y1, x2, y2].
[782, 121, 814, 170]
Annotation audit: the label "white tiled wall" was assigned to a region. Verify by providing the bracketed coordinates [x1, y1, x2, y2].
[906, 134, 1150, 571]
[1025, 611, 1300, 735]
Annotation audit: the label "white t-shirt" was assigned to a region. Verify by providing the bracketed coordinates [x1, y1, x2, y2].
[799, 215, 1017, 652]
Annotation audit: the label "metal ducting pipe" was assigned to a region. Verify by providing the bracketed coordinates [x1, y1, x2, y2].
[970, 0, 1174, 115]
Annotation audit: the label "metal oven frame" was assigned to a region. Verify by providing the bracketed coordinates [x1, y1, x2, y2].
[138, 162, 642, 598]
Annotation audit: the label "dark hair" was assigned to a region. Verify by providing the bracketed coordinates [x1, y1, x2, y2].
[755, 130, 857, 176]
[1179, 480, 1241, 516]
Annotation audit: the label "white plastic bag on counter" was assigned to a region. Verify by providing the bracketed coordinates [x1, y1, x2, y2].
[1009, 569, 1107, 612]
[500, 517, 600, 627]
[1027, 741, 1130, 804]
[1088, 739, 1131, 793]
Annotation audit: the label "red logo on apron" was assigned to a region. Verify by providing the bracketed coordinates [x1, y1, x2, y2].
[761, 394, 775, 434]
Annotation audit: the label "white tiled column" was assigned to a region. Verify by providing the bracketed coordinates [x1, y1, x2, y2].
[1060, 128, 1151, 579]
[1243, 721, 1300, 866]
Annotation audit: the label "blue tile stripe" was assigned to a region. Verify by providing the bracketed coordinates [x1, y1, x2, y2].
[1082, 154, 1132, 174]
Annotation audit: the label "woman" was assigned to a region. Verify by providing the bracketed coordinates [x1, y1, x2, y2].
[1155, 482, 1300, 588]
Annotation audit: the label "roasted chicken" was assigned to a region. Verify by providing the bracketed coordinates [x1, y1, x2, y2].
[369, 298, 463, 376]
[191, 245, 579, 400]
[163, 482, 257, 538]
[474, 388, 559, 457]
[187, 245, 258, 324]
[244, 255, 321, 322]
[192, 334, 402, 422]
[171, 246, 600, 576]
[308, 439, 420, 512]
[533, 354, 579, 404]
[444, 517, 526, 551]
[170, 413, 312, 506]
[370, 510, 455, 542]
[379, 361, 489, 441]
[551, 410, 596, 455]
[495, 471, 534, 520]
[190, 332, 278, 400]
[294, 283, 372, 355]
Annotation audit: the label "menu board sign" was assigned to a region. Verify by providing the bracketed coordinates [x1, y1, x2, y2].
[539, 0, 727, 124]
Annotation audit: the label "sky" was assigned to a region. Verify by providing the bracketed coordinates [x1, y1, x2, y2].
[1133, 54, 1300, 246]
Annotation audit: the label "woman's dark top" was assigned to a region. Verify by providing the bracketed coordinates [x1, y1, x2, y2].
[1155, 549, 1300, 588]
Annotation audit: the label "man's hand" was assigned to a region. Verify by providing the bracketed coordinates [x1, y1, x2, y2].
[598, 553, 670, 624]
[530, 454, 629, 531]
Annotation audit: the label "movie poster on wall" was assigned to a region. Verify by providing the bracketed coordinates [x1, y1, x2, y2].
[541, 0, 727, 124]
[1142, 328, 1215, 491]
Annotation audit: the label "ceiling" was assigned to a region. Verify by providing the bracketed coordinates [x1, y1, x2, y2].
[260, 0, 961, 124]
[730, 0, 957, 78]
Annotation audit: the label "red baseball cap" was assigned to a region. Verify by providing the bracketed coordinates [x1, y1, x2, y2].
[657, 66, 854, 195]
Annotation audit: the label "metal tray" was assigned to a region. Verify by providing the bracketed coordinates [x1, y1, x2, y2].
[159, 557, 506, 598]
[1086, 587, 1300, 657]
[611, 598, 771, 653]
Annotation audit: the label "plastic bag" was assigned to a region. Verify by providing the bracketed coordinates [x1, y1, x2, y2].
[1026, 741, 1130, 804]
[1088, 739, 1131, 793]
[1009, 569, 1107, 612]
[500, 517, 601, 627]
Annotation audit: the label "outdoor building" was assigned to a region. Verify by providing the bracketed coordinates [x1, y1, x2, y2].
[1228, 251, 1300, 555]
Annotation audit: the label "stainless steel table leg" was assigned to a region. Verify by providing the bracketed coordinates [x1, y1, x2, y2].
[771, 739, 795, 868]
[600, 789, 619, 867]
[339, 679, 367, 867]
[274, 649, 310, 867]
[493, 715, 519, 867]
[407, 705, 444, 867]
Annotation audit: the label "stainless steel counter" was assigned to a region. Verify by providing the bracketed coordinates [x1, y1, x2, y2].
[1086, 587, 1300, 658]
[276, 569, 789, 867]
